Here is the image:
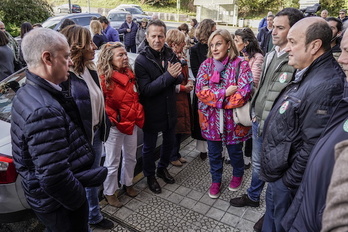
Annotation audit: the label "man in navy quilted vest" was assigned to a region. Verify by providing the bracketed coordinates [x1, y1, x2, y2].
[10, 28, 107, 232]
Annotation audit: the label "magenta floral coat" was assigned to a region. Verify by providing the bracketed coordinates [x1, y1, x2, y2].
[195, 56, 253, 145]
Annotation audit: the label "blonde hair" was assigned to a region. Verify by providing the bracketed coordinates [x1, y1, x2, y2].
[97, 42, 127, 88]
[60, 25, 95, 74]
[207, 29, 238, 60]
[90, 20, 103, 35]
[166, 29, 185, 47]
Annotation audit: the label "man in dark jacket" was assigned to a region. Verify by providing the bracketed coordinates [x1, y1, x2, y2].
[118, 14, 138, 53]
[134, 19, 183, 194]
[257, 14, 274, 54]
[326, 17, 343, 61]
[260, 17, 345, 232]
[281, 26, 348, 232]
[230, 8, 303, 232]
[10, 28, 107, 231]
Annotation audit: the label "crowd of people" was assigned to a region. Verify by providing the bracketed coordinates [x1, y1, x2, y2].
[6, 5, 348, 232]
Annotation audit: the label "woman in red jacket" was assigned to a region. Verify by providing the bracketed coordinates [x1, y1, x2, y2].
[97, 42, 144, 207]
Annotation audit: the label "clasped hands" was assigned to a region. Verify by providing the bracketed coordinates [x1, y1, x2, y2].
[168, 62, 182, 78]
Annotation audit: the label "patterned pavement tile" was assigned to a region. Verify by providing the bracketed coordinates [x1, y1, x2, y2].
[100, 138, 267, 232]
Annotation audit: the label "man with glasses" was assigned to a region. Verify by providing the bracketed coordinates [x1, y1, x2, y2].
[118, 14, 138, 53]
[338, 9, 348, 23]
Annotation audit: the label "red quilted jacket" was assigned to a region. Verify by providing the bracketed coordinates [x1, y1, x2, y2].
[100, 69, 144, 135]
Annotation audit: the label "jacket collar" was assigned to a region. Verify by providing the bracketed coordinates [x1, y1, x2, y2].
[26, 70, 64, 98]
[293, 51, 335, 83]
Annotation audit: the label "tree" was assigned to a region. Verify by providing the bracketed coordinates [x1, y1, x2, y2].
[0, 0, 53, 35]
[319, 0, 345, 16]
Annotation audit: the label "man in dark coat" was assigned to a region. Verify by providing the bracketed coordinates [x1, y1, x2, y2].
[257, 14, 274, 54]
[260, 17, 345, 232]
[118, 14, 138, 53]
[281, 27, 348, 232]
[134, 19, 183, 194]
[10, 28, 107, 231]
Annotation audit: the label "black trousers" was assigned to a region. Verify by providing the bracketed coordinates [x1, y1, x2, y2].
[34, 200, 89, 232]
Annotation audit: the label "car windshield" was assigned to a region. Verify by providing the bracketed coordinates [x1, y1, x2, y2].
[125, 7, 143, 14]
[0, 69, 27, 123]
[109, 13, 127, 21]
[42, 17, 63, 29]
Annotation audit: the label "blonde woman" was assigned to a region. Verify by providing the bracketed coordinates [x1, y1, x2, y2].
[196, 29, 253, 198]
[97, 42, 144, 207]
[90, 20, 107, 49]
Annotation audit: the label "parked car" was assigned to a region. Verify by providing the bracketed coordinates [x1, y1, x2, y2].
[114, 6, 151, 23]
[0, 69, 30, 223]
[0, 52, 162, 223]
[116, 4, 144, 13]
[42, 13, 101, 31]
[107, 9, 129, 30]
[57, 4, 82, 13]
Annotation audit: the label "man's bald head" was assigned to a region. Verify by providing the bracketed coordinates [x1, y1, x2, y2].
[286, 17, 332, 70]
[290, 17, 332, 52]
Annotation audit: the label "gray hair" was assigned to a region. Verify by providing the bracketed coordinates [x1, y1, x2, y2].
[21, 28, 68, 68]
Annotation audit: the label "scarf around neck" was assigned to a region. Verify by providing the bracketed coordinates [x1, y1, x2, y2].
[211, 56, 230, 83]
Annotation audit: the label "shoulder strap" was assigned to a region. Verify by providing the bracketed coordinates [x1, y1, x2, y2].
[234, 60, 242, 83]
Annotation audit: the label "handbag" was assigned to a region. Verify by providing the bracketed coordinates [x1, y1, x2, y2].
[232, 61, 252, 127]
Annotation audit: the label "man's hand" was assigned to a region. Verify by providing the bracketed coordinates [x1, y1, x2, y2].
[168, 62, 182, 78]
[226, 85, 238, 96]
[127, 29, 131, 32]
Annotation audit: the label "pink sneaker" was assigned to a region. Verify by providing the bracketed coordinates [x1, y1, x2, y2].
[208, 183, 221, 199]
[228, 176, 243, 191]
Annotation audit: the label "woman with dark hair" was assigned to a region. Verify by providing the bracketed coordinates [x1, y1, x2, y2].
[190, 18, 216, 160]
[60, 25, 113, 230]
[20, 22, 33, 38]
[59, 18, 75, 31]
[234, 27, 264, 170]
[17, 22, 33, 67]
[0, 30, 15, 80]
[234, 27, 264, 88]
[188, 18, 198, 43]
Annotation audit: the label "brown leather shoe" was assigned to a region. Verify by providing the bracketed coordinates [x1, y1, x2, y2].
[104, 194, 123, 208]
[170, 160, 183, 167]
[126, 186, 139, 197]
[179, 157, 187, 163]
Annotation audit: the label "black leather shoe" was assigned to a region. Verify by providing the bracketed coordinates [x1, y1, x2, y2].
[253, 214, 264, 232]
[200, 152, 207, 160]
[230, 194, 260, 207]
[147, 176, 161, 194]
[90, 218, 114, 229]
[156, 168, 175, 184]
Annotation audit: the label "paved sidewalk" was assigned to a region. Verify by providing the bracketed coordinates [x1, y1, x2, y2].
[96, 137, 266, 232]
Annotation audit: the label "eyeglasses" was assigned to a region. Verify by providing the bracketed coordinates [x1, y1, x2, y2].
[0, 28, 5, 30]
[339, 12, 346, 14]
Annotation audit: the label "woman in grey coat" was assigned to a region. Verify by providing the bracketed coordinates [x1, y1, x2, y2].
[136, 18, 148, 53]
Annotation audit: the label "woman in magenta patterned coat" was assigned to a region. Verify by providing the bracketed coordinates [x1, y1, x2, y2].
[196, 29, 253, 199]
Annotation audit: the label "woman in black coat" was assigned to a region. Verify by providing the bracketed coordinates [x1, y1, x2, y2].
[190, 19, 216, 160]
